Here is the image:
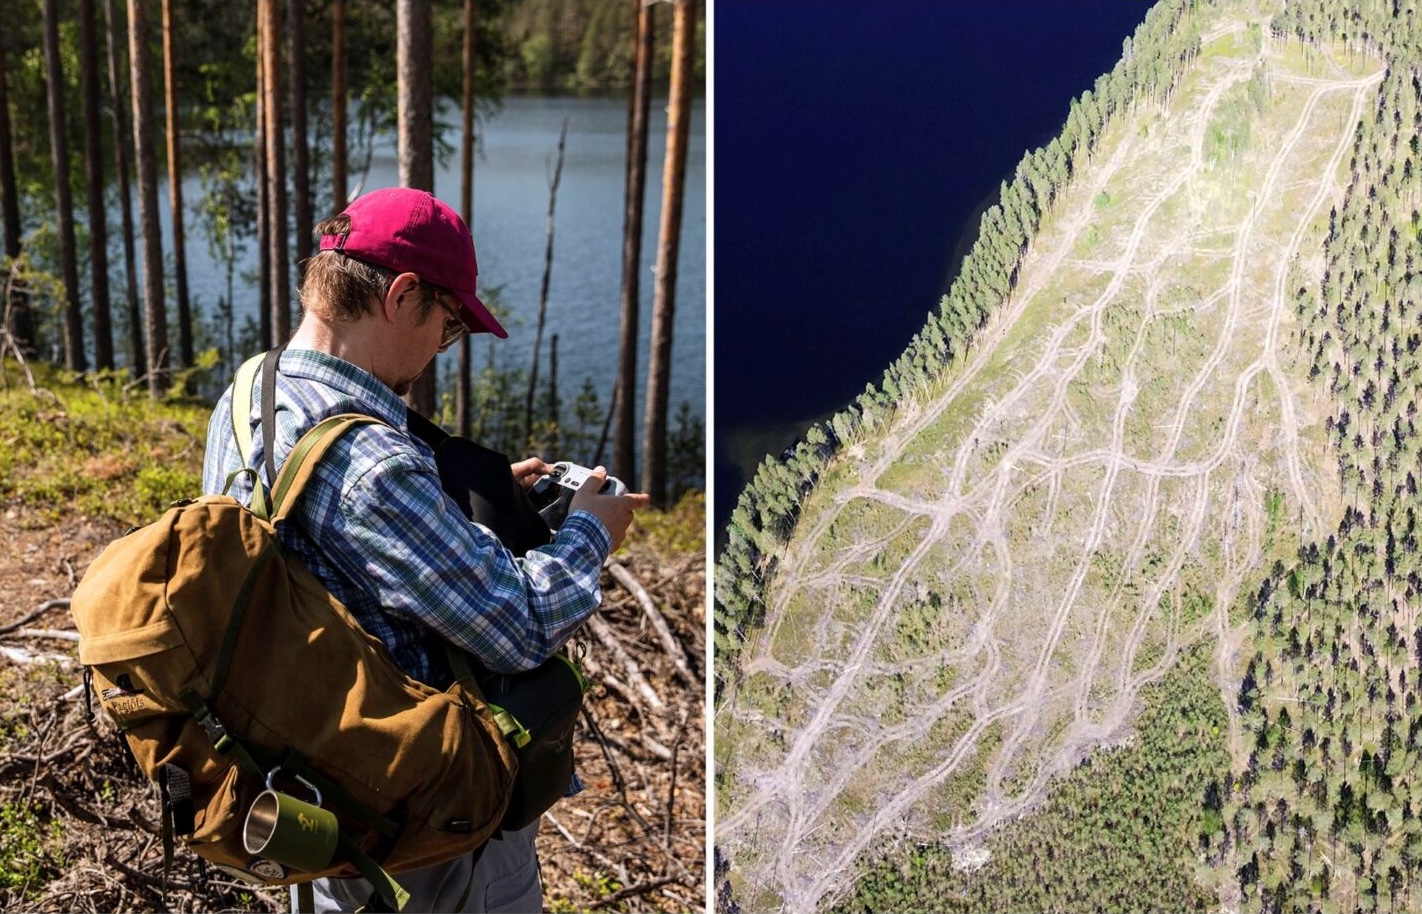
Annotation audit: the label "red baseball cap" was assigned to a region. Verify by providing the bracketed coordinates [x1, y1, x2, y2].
[318, 187, 508, 339]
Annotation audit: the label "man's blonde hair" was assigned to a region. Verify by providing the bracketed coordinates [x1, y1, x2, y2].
[301, 215, 439, 321]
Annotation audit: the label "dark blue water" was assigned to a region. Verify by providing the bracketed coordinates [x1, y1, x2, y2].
[714, 0, 1159, 534]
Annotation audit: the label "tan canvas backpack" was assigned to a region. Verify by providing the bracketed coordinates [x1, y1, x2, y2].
[69, 412, 518, 910]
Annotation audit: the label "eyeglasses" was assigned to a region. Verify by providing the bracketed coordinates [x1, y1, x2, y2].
[429, 288, 468, 353]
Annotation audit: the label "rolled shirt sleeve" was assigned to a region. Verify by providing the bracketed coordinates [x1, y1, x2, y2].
[323, 451, 612, 674]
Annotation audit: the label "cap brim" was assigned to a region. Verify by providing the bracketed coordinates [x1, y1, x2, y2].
[456, 290, 508, 339]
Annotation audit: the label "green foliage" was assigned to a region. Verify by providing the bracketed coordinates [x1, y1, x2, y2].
[626, 489, 703, 557]
[0, 801, 64, 898]
[547, 870, 629, 913]
[519, 33, 557, 88]
[497, 0, 706, 91]
[0, 359, 209, 526]
[134, 462, 201, 509]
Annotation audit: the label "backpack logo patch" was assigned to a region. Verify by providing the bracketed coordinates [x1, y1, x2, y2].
[101, 673, 145, 700]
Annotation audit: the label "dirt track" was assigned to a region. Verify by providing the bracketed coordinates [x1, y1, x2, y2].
[719, 24, 1381, 913]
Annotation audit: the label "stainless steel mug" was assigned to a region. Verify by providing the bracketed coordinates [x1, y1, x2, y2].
[242, 770, 338, 873]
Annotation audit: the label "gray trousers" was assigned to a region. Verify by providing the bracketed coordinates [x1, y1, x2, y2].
[290, 821, 543, 913]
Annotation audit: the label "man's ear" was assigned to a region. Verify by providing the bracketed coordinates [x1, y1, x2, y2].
[381, 272, 422, 322]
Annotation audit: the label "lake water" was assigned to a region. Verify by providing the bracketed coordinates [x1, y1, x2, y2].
[713, 0, 1157, 534]
[155, 93, 705, 436]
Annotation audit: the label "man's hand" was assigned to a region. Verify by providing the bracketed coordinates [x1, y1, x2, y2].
[568, 466, 651, 552]
[511, 457, 556, 490]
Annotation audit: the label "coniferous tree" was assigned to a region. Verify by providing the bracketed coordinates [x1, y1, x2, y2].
[261, 0, 290, 344]
[614, 0, 654, 485]
[0, 32, 33, 356]
[396, 0, 436, 417]
[331, 0, 348, 208]
[105, 0, 143, 370]
[162, 0, 193, 368]
[641, 0, 696, 506]
[80, 0, 114, 369]
[44, 0, 87, 371]
[129, 0, 168, 394]
[456, 0, 477, 438]
[289, 0, 312, 276]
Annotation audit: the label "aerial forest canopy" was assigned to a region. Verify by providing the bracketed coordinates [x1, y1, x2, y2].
[715, 0, 1422, 911]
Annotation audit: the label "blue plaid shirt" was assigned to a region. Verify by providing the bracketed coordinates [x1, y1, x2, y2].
[202, 348, 612, 684]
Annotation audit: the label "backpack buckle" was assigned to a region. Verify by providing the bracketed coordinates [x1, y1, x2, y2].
[181, 691, 234, 753]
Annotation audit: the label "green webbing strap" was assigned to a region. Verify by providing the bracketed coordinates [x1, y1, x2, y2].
[231, 351, 274, 519]
[180, 690, 267, 778]
[337, 833, 411, 912]
[269, 414, 384, 521]
[211, 542, 277, 696]
[232, 352, 264, 467]
[223, 466, 271, 520]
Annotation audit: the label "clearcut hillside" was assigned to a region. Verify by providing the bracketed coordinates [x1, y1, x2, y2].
[715, 0, 1422, 910]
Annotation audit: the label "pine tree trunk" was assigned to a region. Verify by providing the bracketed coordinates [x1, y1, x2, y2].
[456, 0, 477, 438]
[80, 0, 114, 370]
[104, 0, 143, 370]
[255, 13, 271, 350]
[44, 0, 87, 371]
[331, 0, 348, 209]
[0, 35, 34, 357]
[162, 0, 192, 368]
[614, 0, 654, 486]
[129, 0, 168, 394]
[397, 0, 436, 416]
[289, 0, 312, 275]
[261, 0, 290, 343]
[640, 0, 696, 505]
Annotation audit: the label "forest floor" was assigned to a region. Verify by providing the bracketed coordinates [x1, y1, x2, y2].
[716, 12, 1380, 913]
[0, 372, 706, 913]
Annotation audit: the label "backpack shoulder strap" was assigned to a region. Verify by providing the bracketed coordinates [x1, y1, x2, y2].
[230, 352, 265, 468]
[269, 413, 387, 523]
[231, 347, 285, 488]
[231, 348, 387, 522]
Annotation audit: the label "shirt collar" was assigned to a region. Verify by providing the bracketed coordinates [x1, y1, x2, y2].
[277, 347, 412, 432]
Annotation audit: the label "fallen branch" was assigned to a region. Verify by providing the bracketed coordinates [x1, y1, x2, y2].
[13, 628, 80, 642]
[606, 561, 697, 689]
[641, 732, 673, 761]
[587, 613, 664, 710]
[0, 643, 75, 667]
[664, 706, 691, 852]
[588, 876, 680, 910]
[0, 599, 71, 636]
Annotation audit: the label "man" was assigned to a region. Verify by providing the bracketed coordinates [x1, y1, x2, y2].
[203, 187, 649, 912]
